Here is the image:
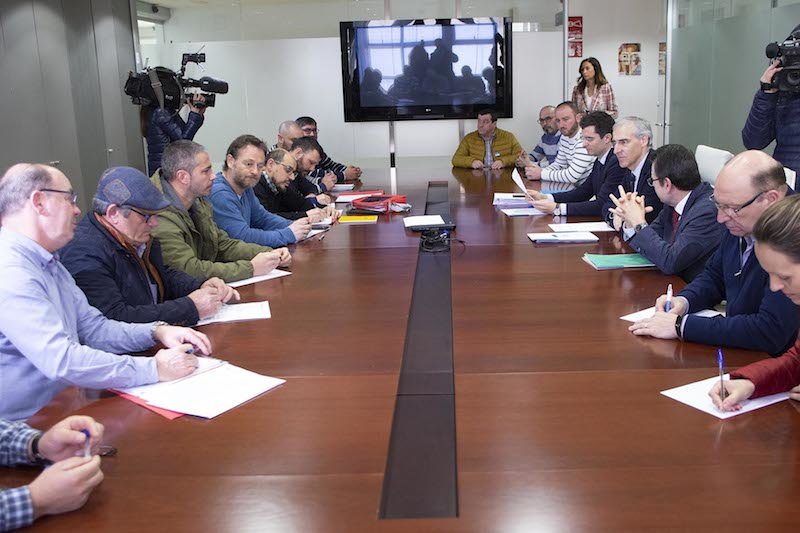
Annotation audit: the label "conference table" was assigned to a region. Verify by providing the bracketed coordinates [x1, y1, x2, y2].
[8, 164, 800, 531]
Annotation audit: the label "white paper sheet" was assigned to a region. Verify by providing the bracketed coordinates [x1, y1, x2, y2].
[305, 229, 326, 239]
[334, 193, 374, 203]
[660, 375, 790, 419]
[403, 215, 445, 228]
[331, 184, 355, 191]
[117, 362, 286, 419]
[548, 222, 615, 233]
[511, 168, 529, 195]
[501, 208, 546, 217]
[227, 269, 291, 288]
[619, 306, 725, 322]
[197, 301, 271, 326]
[527, 232, 599, 243]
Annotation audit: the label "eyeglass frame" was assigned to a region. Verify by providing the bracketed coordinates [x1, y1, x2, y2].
[710, 190, 767, 216]
[39, 188, 78, 205]
[125, 206, 158, 223]
[278, 162, 298, 178]
[300, 126, 318, 135]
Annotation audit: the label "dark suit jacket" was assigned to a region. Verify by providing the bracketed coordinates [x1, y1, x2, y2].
[551, 151, 626, 217]
[678, 230, 799, 356]
[253, 175, 316, 220]
[602, 149, 663, 224]
[627, 181, 723, 281]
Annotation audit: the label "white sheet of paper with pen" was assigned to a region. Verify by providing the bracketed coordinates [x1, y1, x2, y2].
[228, 269, 291, 288]
[660, 375, 790, 419]
[196, 301, 271, 326]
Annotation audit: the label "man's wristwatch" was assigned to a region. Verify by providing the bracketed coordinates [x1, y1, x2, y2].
[675, 315, 684, 339]
[151, 320, 168, 341]
[633, 222, 648, 233]
[30, 433, 49, 464]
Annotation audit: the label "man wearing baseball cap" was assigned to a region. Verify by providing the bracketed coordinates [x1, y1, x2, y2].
[61, 166, 238, 325]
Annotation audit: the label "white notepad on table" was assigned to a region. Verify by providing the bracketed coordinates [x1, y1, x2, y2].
[527, 232, 599, 243]
[660, 375, 789, 419]
[502, 208, 546, 217]
[619, 306, 725, 322]
[228, 269, 292, 288]
[548, 222, 615, 233]
[331, 184, 355, 192]
[403, 215, 444, 228]
[197, 301, 271, 326]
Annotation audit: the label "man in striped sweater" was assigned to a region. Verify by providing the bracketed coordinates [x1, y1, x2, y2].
[524, 101, 595, 185]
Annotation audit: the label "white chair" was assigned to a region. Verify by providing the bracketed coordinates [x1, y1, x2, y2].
[695, 144, 734, 186]
[785, 167, 796, 190]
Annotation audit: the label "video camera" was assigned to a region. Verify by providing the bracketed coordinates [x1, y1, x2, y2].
[766, 25, 800, 93]
[124, 52, 228, 110]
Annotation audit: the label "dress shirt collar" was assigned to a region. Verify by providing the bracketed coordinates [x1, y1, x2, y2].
[0, 227, 56, 269]
[630, 153, 647, 180]
[597, 147, 611, 166]
[673, 191, 690, 216]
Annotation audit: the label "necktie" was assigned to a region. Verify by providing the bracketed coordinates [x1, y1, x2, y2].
[484, 138, 493, 168]
[669, 210, 680, 244]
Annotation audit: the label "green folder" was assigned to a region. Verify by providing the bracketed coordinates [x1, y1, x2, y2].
[582, 253, 656, 270]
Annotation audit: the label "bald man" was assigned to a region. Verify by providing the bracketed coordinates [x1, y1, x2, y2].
[628, 150, 798, 356]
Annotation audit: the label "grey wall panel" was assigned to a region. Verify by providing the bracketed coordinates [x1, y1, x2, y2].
[0, 1, 53, 169]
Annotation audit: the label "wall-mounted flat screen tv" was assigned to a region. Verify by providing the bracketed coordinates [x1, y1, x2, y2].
[340, 17, 512, 122]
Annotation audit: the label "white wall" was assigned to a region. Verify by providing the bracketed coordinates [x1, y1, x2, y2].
[154, 31, 563, 166]
[567, 0, 667, 144]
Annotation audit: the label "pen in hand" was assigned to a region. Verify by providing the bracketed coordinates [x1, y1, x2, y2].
[717, 347, 727, 402]
[665, 283, 673, 312]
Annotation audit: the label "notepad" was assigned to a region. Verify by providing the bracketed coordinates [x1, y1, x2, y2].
[620, 306, 725, 322]
[331, 184, 355, 192]
[493, 193, 531, 209]
[582, 253, 655, 270]
[403, 215, 444, 228]
[501, 208, 546, 217]
[196, 301, 271, 326]
[228, 269, 292, 288]
[114, 359, 286, 419]
[660, 375, 790, 419]
[338, 215, 378, 224]
[528, 232, 599, 243]
[548, 222, 615, 233]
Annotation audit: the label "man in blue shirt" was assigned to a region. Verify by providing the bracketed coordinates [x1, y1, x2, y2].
[0, 415, 104, 531]
[210, 134, 312, 246]
[628, 151, 798, 355]
[0, 163, 210, 421]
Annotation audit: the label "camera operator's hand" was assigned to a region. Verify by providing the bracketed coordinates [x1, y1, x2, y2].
[760, 59, 782, 93]
[188, 94, 207, 114]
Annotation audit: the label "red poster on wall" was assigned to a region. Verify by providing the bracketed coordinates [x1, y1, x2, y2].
[568, 16, 583, 58]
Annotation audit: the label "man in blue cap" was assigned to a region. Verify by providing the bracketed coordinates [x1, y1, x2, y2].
[61, 166, 239, 325]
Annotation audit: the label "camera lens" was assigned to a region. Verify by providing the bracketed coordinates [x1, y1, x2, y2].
[787, 70, 800, 86]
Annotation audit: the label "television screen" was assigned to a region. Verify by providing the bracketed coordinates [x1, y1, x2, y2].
[340, 17, 512, 122]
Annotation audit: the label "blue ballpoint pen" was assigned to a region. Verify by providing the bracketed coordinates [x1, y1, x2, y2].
[717, 347, 727, 401]
[81, 429, 91, 457]
[665, 283, 673, 312]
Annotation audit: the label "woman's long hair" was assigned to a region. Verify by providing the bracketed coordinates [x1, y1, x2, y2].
[576, 57, 608, 94]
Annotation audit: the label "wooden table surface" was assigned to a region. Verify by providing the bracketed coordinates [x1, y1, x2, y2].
[8, 166, 800, 532]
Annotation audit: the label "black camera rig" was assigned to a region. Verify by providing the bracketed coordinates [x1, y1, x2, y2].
[766, 25, 800, 93]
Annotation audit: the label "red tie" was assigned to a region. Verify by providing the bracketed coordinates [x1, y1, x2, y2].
[670, 211, 680, 243]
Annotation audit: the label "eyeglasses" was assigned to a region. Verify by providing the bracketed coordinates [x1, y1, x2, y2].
[710, 190, 766, 216]
[40, 188, 78, 205]
[279, 163, 297, 178]
[301, 127, 318, 135]
[646, 176, 664, 187]
[126, 206, 158, 223]
[240, 160, 266, 172]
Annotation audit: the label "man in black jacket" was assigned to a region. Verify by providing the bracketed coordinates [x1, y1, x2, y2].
[61, 166, 238, 325]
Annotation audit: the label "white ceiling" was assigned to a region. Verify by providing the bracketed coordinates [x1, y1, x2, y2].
[149, 0, 353, 7]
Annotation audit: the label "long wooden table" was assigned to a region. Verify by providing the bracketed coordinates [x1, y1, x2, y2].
[8, 166, 800, 531]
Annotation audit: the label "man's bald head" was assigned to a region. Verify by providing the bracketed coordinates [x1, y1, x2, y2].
[720, 150, 786, 191]
[0, 163, 57, 217]
[277, 120, 303, 150]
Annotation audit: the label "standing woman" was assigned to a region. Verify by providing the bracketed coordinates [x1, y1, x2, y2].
[572, 57, 618, 119]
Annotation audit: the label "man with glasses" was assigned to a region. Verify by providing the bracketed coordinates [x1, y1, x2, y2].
[296, 116, 362, 181]
[210, 134, 312, 247]
[517, 105, 560, 169]
[253, 148, 337, 222]
[0, 163, 209, 420]
[608, 144, 722, 281]
[150, 140, 292, 283]
[61, 166, 238, 325]
[629, 150, 798, 355]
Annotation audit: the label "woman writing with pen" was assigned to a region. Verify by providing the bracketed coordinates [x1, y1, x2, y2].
[710, 194, 800, 410]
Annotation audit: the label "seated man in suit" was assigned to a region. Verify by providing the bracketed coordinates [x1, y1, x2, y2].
[628, 150, 798, 355]
[210, 134, 312, 246]
[608, 144, 723, 281]
[527, 111, 624, 216]
[61, 166, 238, 325]
[151, 140, 291, 283]
[451, 108, 522, 169]
[602, 116, 663, 224]
[523, 101, 595, 184]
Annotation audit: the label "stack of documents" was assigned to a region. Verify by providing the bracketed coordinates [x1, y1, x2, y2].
[114, 358, 286, 419]
[493, 193, 531, 209]
[197, 301, 271, 326]
[582, 253, 655, 270]
[331, 184, 355, 192]
[527, 232, 599, 243]
[228, 269, 291, 288]
[501, 207, 546, 217]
